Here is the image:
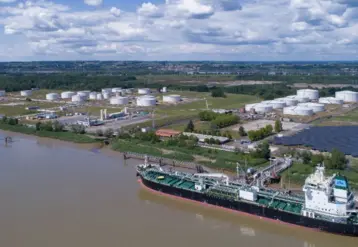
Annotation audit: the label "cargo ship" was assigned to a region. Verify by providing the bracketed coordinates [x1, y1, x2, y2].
[136, 157, 358, 236]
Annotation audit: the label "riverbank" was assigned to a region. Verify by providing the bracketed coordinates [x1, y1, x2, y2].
[0, 123, 99, 143]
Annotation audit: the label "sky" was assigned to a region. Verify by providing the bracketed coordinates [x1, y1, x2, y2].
[0, 0, 358, 61]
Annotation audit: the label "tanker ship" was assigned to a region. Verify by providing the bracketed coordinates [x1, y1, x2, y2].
[136, 157, 358, 236]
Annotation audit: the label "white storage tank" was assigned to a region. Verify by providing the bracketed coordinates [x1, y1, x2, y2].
[61, 91, 75, 99]
[138, 88, 151, 95]
[71, 95, 85, 103]
[96, 93, 103, 100]
[277, 98, 298, 106]
[283, 106, 313, 116]
[0, 90, 5, 97]
[77, 91, 90, 99]
[162, 87, 167, 93]
[298, 103, 325, 113]
[297, 89, 319, 100]
[286, 95, 309, 103]
[319, 97, 344, 105]
[163, 94, 181, 103]
[46, 93, 60, 101]
[265, 100, 286, 109]
[103, 92, 112, 99]
[102, 88, 112, 94]
[245, 103, 258, 112]
[137, 95, 156, 106]
[20, 90, 32, 97]
[89, 92, 97, 100]
[335, 91, 358, 102]
[254, 104, 273, 113]
[110, 96, 129, 105]
[112, 88, 122, 93]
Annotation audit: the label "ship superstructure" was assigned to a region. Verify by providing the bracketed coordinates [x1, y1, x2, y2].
[136, 157, 358, 235]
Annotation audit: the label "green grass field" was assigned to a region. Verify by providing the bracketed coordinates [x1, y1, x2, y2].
[0, 102, 62, 116]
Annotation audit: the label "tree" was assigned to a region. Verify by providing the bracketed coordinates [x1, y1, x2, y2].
[52, 121, 64, 132]
[40, 121, 53, 131]
[311, 154, 324, 166]
[254, 141, 271, 160]
[104, 128, 114, 138]
[238, 126, 246, 136]
[35, 121, 41, 131]
[300, 151, 312, 164]
[70, 124, 86, 134]
[274, 120, 283, 133]
[328, 148, 347, 170]
[185, 120, 195, 132]
[211, 88, 226, 98]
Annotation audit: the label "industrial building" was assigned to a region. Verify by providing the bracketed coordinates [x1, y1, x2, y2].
[335, 91, 358, 103]
[182, 132, 230, 144]
[296, 89, 319, 100]
[46, 93, 60, 101]
[155, 129, 182, 138]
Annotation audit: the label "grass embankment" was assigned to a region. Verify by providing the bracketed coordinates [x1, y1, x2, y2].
[0, 123, 98, 143]
[112, 139, 268, 171]
[281, 161, 358, 189]
[0, 102, 62, 116]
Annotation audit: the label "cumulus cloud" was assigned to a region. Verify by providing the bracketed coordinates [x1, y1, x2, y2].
[0, 0, 357, 60]
[84, 0, 102, 6]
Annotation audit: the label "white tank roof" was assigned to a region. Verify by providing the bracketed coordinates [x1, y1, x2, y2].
[319, 97, 344, 105]
[297, 89, 319, 100]
[283, 106, 314, 116]
[298, 103, 325, 113]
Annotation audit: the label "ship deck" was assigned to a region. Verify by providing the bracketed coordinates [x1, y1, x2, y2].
[145, 170, 197, 191]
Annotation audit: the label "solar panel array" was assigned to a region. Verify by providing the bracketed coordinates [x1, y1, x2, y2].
[273, 126, 358, 157]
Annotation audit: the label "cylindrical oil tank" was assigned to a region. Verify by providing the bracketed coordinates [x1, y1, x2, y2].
[266, 100, 286, 109]
[89, 92, 97, 100]
[112, 88, 122, 93]
[162, 87, 167, 93]
[102, 88, 112, 94]
[137, 95, 156, 106]
[286, 95, 309, 103]
[245, 103, 258, 112]
[20, 90, 32, 97]
[71, 95, 85, 103]
[283, 106, 313, 116]
[110, 96, 129, 105]
[319, 97, 343, 105]
[138, 88, 151, 95]
[61, 91, 75, 99]
[297, 89, 319, 100]
[46, 93, 60, 101]
[298, 103, 325, 113]
[96, 93, 103, 100]
[103, 92, 112, 99]
[254, 104, 273, 113]
[77, 91, 90, 99]
[335, 91, 358, 102]
[0, 90, 5, 97]
[277, 98, 298, 106]
[163, 94, 181, 103]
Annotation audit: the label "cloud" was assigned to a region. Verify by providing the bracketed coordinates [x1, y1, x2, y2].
[0, 0, 358, 60]
[0, 0, 17, 3]
[84, 0, 102, 6]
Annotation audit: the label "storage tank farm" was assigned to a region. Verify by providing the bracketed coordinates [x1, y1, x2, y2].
[297, 89, 319, 100]
[335, 91, 358, 103]
[102, 88, 112, 94]
[283, 106, 314, 116]
[46, 93, 60, 101]
[77, 91, 90, 99]
[61, 91, 76, 99]
[20, 90, 32, 97]
[103, 92, 112, 99]
[286, 95, 310, 103]
[0, 90, 5, 97]
[297, 103, 325, 113]
[110, 96, 129, 105]
[137, 95, 156, 106]
[96, 93, 103, 100]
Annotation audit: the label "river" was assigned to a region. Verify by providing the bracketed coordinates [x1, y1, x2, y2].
[0, 132, 357, 247]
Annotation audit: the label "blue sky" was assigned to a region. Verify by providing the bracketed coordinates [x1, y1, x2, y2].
[0, 0, 358, 61]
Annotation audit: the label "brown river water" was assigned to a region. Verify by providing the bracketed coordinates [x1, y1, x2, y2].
[0, 132, 357, 247]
